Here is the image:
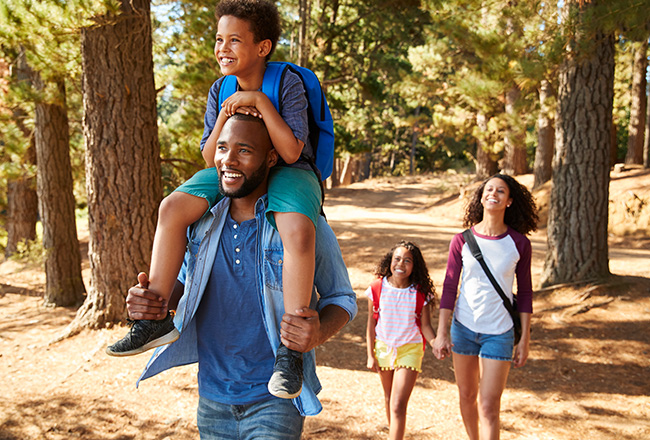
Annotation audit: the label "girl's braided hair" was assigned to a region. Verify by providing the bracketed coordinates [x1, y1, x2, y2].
[464, 174, 539, 236]
[374, 241, 436, 304]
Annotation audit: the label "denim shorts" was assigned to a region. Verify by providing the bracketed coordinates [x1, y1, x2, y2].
[451, 317, 514, 361]
[197, 395, 304, 440]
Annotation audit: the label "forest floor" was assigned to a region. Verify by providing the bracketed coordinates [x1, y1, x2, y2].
[1, 168, 649, 440]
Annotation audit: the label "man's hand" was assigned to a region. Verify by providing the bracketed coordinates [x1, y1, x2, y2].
[280, 308, 321, 353]
[125, 272, 167, 320]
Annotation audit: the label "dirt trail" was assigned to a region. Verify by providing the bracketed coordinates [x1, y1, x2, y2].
[1, 171, 649, 440]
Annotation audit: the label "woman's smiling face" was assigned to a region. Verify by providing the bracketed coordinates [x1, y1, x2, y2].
[481, 177, 512, 212]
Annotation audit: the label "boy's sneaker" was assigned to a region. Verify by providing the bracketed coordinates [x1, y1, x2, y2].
[105, 312, 180, 357]
[267, 343, 303, 399]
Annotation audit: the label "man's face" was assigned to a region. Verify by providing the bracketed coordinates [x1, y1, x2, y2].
[215, 118, 276, 199]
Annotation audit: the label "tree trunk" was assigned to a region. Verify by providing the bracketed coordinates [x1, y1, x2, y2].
[410, 106, 420, 176]
[533, 80, 554, 189]
[645, 88, 650, 168]
[5, 174, 38, 258]
[625, 39, 648, 165]
[475, 112, 498, 180]
[541, 3, 614, 286]
[5, 49, 38, 258]
[610, 122, 618, 167]
[72, 0, 161, 330]
[33, 77, 86, 307]
[503, 85, 528, 175]
[298, 0, 312, 66]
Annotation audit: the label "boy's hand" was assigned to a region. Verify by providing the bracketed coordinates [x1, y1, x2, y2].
[221, 91, 265, 118]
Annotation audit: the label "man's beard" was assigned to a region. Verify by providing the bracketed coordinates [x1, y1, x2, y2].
[218, 162, 268, 199]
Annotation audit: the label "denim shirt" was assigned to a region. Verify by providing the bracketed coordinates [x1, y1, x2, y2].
[137, 195, 357, 416]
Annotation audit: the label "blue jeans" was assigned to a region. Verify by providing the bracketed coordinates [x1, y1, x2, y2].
[197, 396, 304, 440]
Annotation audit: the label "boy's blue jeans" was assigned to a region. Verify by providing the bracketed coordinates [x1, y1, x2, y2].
[197, 395, 304, 439]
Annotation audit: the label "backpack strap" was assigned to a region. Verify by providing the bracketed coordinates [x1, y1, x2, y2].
[261, 62, 287, 113]
[217, 63, 286, 113]
[414, 287, 426, 350]
[217, 75, 239, 109]
[370, 278, 383, 322]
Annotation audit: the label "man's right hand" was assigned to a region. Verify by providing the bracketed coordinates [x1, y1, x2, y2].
[125, 272, 167, 320]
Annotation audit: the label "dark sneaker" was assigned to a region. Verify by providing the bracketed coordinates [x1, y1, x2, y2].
[268, 344, 303, 399]
[105, 312, 180, 357]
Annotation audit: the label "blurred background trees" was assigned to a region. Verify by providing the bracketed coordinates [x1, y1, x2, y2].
[1, 0, 649, 319]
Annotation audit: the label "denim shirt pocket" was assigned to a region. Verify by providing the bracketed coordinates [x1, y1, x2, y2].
[263, 247, 284, 290]
[185, 237, 201, 275]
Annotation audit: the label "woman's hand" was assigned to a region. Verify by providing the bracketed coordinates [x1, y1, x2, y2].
[432, 332, 453, 360]
[513, 339, 529, 368]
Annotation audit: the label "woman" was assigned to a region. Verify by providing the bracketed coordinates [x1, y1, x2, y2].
[433, 174, 539, 440]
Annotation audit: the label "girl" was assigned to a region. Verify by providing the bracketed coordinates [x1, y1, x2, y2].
[432, 174, 539, 440]
[366, 241, 436, 440]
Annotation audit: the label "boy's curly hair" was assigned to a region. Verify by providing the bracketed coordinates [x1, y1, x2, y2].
[374, 241, 436, 304]
[215, 0, 282, 60]
[463, 173, 539, 236]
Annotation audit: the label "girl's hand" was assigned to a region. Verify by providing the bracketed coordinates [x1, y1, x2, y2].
[367, 356, 378, 372]
[432, 333, 453, 360]
[513, 339, 529, 368]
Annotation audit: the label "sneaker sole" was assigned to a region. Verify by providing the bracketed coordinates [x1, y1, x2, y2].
[105, 328, 180, 357]
[267, 383, 303, 400]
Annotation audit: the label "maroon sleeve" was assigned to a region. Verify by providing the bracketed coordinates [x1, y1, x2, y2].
[511, 230, 533, 313]
[440, 233, 464, 310]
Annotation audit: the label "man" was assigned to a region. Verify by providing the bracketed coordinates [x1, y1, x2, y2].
[127, 113, 357, 439]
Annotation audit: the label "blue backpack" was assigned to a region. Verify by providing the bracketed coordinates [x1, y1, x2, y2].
[217, 61, 335, 181]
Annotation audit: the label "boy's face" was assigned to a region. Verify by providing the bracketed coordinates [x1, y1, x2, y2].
[215, 15, 270, 78]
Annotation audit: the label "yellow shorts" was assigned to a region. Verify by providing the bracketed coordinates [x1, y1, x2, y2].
[374, 339, 424, 373]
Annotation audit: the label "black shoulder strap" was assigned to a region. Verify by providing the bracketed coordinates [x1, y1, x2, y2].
[462, 229, 517, 316]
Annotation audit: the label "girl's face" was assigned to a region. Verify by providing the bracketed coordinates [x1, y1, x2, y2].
[390, 246, 414, 284]
[481, 177, 512, 212]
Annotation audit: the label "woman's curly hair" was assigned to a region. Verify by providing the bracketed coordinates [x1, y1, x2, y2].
[463, 174, 539, 236]
[215, 0, 282, 60]
[374, 241, 436, 304]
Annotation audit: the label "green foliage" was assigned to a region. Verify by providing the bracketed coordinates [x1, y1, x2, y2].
[9, 237, 45, 264]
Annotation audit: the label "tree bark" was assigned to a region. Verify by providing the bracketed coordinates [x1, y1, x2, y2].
[503, 85, 528, 175]
[4, 49, 38, 258]
[475, 112, 498, 180]
[533, 80, 554, 189]
[625, 39, 648, 165]
[298, 0, 312, 66]
[645, 88, 650, 168]
[541, 2, 614, 286]
[33, 78, 86, 307]
[71, 0, 161, 330]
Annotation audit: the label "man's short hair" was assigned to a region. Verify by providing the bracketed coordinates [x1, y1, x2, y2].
[215, 0, 282, 60]
[228, 112, 268, 129]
